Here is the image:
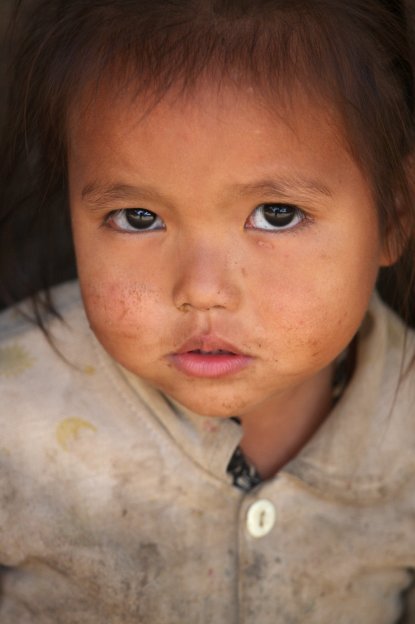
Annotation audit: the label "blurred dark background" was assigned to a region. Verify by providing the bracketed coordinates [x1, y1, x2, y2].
[0, 0, 77, 310]
[0, 1, 11, 135]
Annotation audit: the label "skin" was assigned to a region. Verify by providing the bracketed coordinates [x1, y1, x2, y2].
[68, 85, 393, 476]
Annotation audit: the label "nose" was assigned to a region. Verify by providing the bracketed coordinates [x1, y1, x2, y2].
[172, 237, 242, 313]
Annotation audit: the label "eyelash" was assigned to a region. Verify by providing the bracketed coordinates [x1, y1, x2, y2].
[104, 203, 309, 234]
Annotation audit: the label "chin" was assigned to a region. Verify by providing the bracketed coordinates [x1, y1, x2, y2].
[165, 389, 248, 418]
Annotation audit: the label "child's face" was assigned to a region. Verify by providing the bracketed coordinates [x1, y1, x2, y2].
[68, 85, 391, 418]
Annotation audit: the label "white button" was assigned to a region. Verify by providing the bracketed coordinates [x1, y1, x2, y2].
[246, 499, 276, 538]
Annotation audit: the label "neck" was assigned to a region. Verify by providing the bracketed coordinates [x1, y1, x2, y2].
[238, 364, 335, 479]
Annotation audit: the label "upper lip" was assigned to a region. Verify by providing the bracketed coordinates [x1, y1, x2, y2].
[173, 335, 247, 356]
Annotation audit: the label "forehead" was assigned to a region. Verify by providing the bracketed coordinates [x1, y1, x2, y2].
[70, 77, 342, 135]
[67, 81, 361, 204]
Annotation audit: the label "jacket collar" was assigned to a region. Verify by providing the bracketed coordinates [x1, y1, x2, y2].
[284, 293, 415, 502]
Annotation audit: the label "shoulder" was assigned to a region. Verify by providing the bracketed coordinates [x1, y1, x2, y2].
[286, 292, 415, 502]
[0, 281, 167, 499]
[373, 296, 415, 489]
[0, 280, 168, 452]
[0, 285, 172, 565]
[0, 281, 92, 383]
[0, 281, 104, 442]
[374, 294, 415, 425]
[0, 282, 105, 528]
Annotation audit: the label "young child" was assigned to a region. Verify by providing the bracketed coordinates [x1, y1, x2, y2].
[0, 0, 415, 622]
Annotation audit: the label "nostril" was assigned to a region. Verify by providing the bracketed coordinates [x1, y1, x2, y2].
[176, 302, 191, 313]
[176, 302, 225, 313]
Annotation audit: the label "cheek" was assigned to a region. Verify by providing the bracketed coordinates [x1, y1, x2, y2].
[72, 218, 167, 336]
[252, 241, 377, 361]
[80, 279, 164, 340]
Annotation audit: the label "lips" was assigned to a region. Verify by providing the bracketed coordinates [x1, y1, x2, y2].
[169, 336, 252, 378]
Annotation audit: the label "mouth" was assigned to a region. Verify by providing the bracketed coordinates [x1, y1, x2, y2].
[190, 348, 235, 355]
[169, 339, 252, 378]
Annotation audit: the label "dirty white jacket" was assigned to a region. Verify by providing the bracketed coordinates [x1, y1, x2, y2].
[0, 282, 415, 623]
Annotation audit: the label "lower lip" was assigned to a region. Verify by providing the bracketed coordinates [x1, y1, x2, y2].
[169, 352, 252, 378]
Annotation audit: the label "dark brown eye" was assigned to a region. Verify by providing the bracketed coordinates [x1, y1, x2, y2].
[125, 209, 158, 229]
[108, 208, 165, 232]
[246, 203, 304, 231]
[262, 204, 297, 227]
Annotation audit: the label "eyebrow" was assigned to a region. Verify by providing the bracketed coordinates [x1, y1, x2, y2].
[232, 177, 333, 199]
[81, 176, 333, 209]
[81, 182, 165, 207]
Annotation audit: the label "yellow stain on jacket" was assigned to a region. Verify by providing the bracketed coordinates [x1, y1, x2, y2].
[0, 344, 34, 377]
[56, 418, 97, 451]
[83, 365, 96, 375]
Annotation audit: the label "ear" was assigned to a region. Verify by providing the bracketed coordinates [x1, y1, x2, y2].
[379, 151, 415, 267]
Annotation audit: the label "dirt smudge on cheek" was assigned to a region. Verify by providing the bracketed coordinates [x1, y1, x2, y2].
[257, 239, 274, 250]
[82, 281, 163, 331]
